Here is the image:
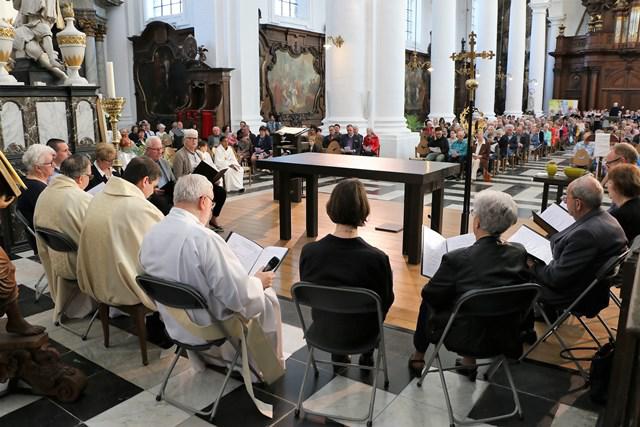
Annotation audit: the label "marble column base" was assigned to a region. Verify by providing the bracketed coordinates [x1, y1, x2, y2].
[378, 132, 418, 159]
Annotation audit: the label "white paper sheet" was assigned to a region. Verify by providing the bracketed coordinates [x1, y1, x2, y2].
[445, 233, 476, 252]
[422, 227, 447, 278]
[508, 225, 553, 264]
[249, 246, 289, 276]
[594, 132, 611, 158]
[537, 203, 575, 233]
[87, 182, 105, 196]
[226, 232, 263, 274]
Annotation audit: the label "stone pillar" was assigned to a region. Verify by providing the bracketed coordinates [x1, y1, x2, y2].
[371, 0, 412, 158]
[429, 0, 457, 122]
[95, 23, 107, 95]
[529, 0, 550, 116]
[504, 0, 527, 117]
[323, 0, 367, 130]
[228, 0, 262, 131]
[475, 0, 498, 119]
[544, 6, 565, 112]
[78, 18, 98, 85]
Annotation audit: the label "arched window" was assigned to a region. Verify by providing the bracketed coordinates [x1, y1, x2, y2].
[151, 0, 182, 18]
[273, 0, 309, 19]
[405, 0, 421, 45]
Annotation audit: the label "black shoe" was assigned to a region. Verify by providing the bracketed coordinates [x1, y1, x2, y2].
[455, 359, 477, 382]
[520, 329, 538, 345]
[238, 188, 245, 193]
[358, 352, 374, 367]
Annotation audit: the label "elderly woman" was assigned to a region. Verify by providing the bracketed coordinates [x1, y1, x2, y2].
[408, 190, 530, 379]
[299, 179, 394, 367]
[214, 136, 244, 192]
[17, 144, 56, 251]
[87, 143, 118, 191]
[362, 128, 380, 157]
[607, 164, 640, 242]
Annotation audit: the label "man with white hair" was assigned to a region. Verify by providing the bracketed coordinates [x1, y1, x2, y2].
[207, 126, 222, 149]
[172, 129, 226, 231]
[139, 174, 284, 378]
[145, 136, 175, 215]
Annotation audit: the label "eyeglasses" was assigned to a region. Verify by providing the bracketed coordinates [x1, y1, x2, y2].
[201, 194, 214, 204]
[84, 173, 94, 180]
[605, 157, 622, 167]
[147, 147, 163, 152]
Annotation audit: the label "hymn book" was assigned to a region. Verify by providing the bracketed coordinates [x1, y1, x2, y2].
[421, 226, 476, 278]
[226, 232, 289, 276]
[532, 203, 575, 235]
[507, 225, 553, 264]
[193, 161, 227, 186]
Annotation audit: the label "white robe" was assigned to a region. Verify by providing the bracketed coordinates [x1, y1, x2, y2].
[139, 208, 283, 370]
[214, 145, 244, 192]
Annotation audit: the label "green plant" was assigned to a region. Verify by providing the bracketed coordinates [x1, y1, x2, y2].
[405, 114, 423, 132]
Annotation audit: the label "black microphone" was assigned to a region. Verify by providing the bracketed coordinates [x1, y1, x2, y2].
[262, 256, 280, 272]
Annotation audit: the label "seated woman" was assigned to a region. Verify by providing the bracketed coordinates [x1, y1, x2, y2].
[118, 129, 138, 169]
[362, 128, 380, 157]
[87, 143, 118, 191]
[214, 136, 244, 192]
[251, 126, 273, 172]
[471, 130, 490, 181]
[607, 164, 640, 243]
[408, 190, 530, 380]
[196, 139, 215, 167]
[299, 179, 394, 366]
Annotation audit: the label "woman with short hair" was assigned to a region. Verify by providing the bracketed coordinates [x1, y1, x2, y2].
[87, 143, 118, 191]
[607, 164, 640, 242]
[299, 178, 394, 367]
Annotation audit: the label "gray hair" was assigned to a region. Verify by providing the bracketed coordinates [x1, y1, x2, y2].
[473, 189, 518, 235]
[145, 136, 162, 147]
[183, 129, 198, 139]
[22, 144, 56, 173]
[173, 174, 213, 205]
[569, 175, 603, 209]
[60, 154, 90, 179]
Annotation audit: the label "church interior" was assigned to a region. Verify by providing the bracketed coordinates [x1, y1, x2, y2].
[0, 0, 639, 426]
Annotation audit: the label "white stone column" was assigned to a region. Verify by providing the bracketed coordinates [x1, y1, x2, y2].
[544, 6, 565, 111]
[82, 25, 99, 85]
[228, 0, 263, 131]
[474, 0, 498, 119]
[371, 0, 412, 158]
[323, 0, 367, 130]
[529, 0, 550, 116]
[504, 0, 527, 117]
[429, 0, 457, 122]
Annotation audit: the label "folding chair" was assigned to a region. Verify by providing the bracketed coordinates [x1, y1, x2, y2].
[35, 227, 99, 340]
[519, 251, 630, 380]
[291, 282, 389, 427]
[136, 274, 242, 421]
[416, 283, 541, 426]
[15, 210, 47, 301]
[610, 236, 640, 309]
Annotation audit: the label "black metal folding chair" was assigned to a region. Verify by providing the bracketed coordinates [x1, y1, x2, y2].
[136, 274, 239, 422]
[416, 283, 542, 427]
[291, 282, 389, 427]
[520, 251, 630, 380]
[15, 210, 47, 301]
[35, 226, 99, 340]
[610, 236, 640, 309]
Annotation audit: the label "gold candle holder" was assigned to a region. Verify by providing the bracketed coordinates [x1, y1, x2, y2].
[102, 97, 125, 170]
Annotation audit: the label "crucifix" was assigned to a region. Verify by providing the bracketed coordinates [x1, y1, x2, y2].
[449, 32, 495, 234]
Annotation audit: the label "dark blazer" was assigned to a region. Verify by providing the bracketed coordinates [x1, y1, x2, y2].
[610, 197, 640, 243]
[421, 236, 531, 358]
[517, 132, 530, 149]
[533, 208, 627, 310]
[86, 164, 118, 191]
[339, 133, 362, 155]
[428, 136, 450, 157]
[498, 134, 517, 156]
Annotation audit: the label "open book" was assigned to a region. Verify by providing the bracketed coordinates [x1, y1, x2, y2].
[507, 225, 553, 264]
[226, 232, 289, 276]
[532, 203, 575, 235]
[421, 227, 476, 278]
[193, 161, 227, 186]
[0, 151, 26, 198]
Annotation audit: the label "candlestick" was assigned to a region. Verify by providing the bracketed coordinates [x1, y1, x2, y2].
[102, 97, 125, 171]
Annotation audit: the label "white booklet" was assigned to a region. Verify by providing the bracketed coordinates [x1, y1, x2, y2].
[421, 226, 476, 278]
[87, 181, 106, 196]
[533, 203, 575, 235]
[507, 225, 553, 264]
[226, 232, 288, 276]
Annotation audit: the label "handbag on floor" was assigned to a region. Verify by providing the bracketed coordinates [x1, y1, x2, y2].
[589, 341, 615, 404]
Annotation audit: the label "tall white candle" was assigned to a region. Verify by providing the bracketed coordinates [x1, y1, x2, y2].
[106, 62, 116, 98]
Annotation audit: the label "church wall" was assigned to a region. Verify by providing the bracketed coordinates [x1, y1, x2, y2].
[0, 2, 17, 20]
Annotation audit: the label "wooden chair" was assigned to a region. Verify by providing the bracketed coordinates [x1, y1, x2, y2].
[98, 303, 151, 365]
[415, 142, 429, 159]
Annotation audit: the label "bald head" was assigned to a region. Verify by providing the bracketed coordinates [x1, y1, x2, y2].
[145, 136, 163, 161]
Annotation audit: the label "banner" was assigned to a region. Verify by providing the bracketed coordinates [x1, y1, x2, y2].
[548, 99, 579, 115]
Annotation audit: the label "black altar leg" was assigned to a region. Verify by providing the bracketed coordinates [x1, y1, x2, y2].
[430, 187, 444, 233]
[305, 175, 318, 237]
[402, 189, 411, 255]
[541, 183, 550, 210]
[278, 171, 292, 240]
[405, 183, 425, 265]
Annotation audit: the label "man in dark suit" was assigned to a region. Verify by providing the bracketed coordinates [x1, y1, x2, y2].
[145, 136, 175, 215]
[528, 175, 626, 312]
[409, 190, 531, 379]
[340, 124, 362, 154]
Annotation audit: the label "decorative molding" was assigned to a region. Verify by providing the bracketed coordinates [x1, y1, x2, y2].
[0, 27, 15, 39]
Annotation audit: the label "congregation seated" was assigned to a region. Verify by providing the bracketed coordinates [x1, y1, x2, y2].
[471, 130, 490, 181]
[214, 136, 244, 192]
[118, 130, 138, 169]
[307, 125, 324, 153]
[145, 136, 175, 216]
[250, 126, 272, 171]
[76, 157, 163, 312]
[449, 129, 468, 178]
[236, 135, 253, 165]
[196, 139, 215, 167]
[207, 126, 222, 149]
[17, 144, 56, 252]
[425, 127, 449, 162]
[339, 124, 362, 155]
[139, 174, 284, 374]
[408, 190, 530, 378]
[34, 154, 95, 322]
[299, 179, 394, 366]
[361, 128, 380, 156]
[607, 164, 640, 243]
[86, 143, 119, 192]
[47, 138, 70, 180]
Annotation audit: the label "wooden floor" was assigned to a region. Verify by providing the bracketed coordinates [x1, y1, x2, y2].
[223, 187, 619, 371]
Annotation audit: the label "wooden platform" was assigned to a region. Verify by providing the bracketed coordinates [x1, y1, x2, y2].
[224, 188, 618, 371]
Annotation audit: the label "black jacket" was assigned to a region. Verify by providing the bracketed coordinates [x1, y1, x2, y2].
[428, 136, 449, 157]
[610, 197, 640, 244]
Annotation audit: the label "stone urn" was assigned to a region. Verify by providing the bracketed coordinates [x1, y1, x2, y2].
[546, 160, 558, 177]
[0, 20, 20, 85]
[56, 7, 89, 86]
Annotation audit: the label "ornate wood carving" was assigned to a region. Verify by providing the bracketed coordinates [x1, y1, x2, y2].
[259, 24, 325, 126]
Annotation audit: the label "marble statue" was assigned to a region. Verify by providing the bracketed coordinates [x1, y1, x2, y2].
[10, 0, 68, 80]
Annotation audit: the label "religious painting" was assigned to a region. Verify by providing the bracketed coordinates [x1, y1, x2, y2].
[268, 50, 321, 114]
[404, 50, 430, 118]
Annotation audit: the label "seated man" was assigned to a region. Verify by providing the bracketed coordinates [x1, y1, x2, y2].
[35, 155, 96, 322]
[408, 190, 531, 379]
[76, 157, 163, 311]
[145, 136, 175, 215]
[528, 175, 626, 315]
[425, 127, 449, 162]
[139, 174, 284, 375]
[449, 130, 468, 178]
[339, 124, 362, 155]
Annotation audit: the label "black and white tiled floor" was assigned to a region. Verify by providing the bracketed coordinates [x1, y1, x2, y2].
[3, 248, 602, 427]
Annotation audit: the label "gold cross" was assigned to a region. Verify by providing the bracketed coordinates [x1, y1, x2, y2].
[449, 32, 495, 69]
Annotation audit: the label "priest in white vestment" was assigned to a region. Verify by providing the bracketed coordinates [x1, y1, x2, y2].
[76, 157, 163, 310]
[34, 155, 96, 321]
[139, 174, 284, 375]
[214, 136, 244, 192]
